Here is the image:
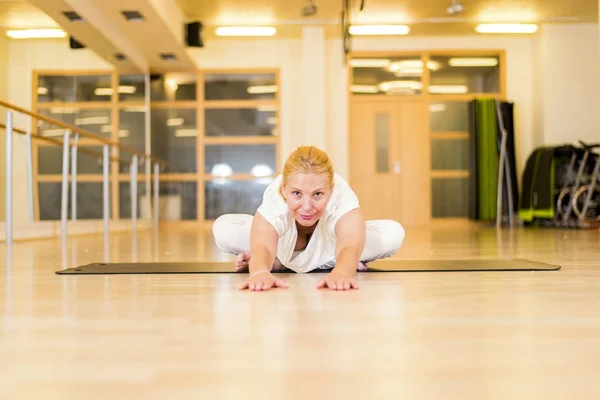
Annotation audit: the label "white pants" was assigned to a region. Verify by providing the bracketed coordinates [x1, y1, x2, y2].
[212, 214, 405, 269]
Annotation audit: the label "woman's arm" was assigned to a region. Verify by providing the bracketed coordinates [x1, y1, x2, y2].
[240, 212, 289, 291]
[317, 208, 366, 290]
[248, 212, 279, 273]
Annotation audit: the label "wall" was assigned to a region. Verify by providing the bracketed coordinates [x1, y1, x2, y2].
[7, 38, 112, 225]
[0, 34, 8, 221]
[534, 24, 600, 147]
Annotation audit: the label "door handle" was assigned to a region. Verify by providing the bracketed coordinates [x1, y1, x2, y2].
[393, 161, 401, 174]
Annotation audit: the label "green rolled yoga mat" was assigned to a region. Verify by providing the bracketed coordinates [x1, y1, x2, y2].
[56, 259, 561, 275]
[476, 98, 499, 221]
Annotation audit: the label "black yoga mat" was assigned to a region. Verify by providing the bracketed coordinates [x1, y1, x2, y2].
[56, 259, 561, 275]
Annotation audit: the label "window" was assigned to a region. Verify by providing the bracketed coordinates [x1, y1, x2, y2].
[33, 69, 281, 221]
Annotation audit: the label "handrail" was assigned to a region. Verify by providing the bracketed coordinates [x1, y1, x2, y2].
[0, 122, 126, 165]
[0, 99, 167, 166]
[2, 94, 162, 245]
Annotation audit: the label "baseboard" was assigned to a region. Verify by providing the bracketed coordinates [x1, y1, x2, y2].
[0, 219, 152, 242]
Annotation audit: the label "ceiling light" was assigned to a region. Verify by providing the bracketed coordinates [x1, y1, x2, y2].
[6, 29, 66, 39]
[94, 86, 136, 96]
[388, 60, 441, 72]
[211, 163, 233, 177]
[160, 53, 177, 61]
[257, 105, 277, 112]
[349, 25, 410, 35]
[379, 81, 422, 92]
[251, 164, 274, 177]
[167, 118, 184, 127]
[429, 104, 448, 113]
[123, 107, 147, 113]
[165, 78, 178, 91]
[75, 117, 110, 126]
[475, 23, 538, 34]
[429, 85, 468, 94]
[174, 129, 197, 137]
[122, 11, 144, 22]
[449, 58, 499, 67]
[215, 26, 276, 36]
[62, 11, 83, 22]
[247, 85, 278, 94]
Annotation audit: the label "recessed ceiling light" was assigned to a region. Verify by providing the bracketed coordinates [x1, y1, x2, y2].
[349, 25, 410, 35]
[62, 11, 83, 22]
[448, 57, 499, 67]
[160, 53, 177, 61]
[122, 11, 144, 22]
[215, 26, 276, 36]
[475, 23, 538, 34]
[5, 29, 66, 39]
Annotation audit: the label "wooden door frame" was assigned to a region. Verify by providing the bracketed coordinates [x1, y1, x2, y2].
[346, 49, 507, 223]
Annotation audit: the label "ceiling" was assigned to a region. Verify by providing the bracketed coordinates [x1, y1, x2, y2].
[176, 0, 598, 27]
[0, 0, 597, 71]
[0, 1, 58, 28]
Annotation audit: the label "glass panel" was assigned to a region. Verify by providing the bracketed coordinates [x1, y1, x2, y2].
[119, 108, 146, 173]
[150, 108, 196, 173]
[118, 75, 146, 102]
[205, 144, 276, 176]
[119, 182, 146, 219]
[155, 182, 197, 220]
[205, 179, 273, 220]
[37, 74, 112, 102]
[38, 146, 104, 175]
[375, 113, 389, 173]
[429, 56, 500, 94]
[38, 182, 110, 220]
[204, 73, 277, 100]
[150, 72, 197, 101]
[431, 139, 470, 170]
[37, 108, 112, 138]
[205, 108, 277, 137]
[350, 56, 424, 96]
[431, 178, 469, 218]
[429, 102, 469, 132]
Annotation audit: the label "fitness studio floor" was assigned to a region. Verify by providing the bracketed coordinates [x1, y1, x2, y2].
[1, 223, 599, 399]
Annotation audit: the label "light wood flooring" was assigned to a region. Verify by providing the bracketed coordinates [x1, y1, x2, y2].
[1, 222, 600, 399]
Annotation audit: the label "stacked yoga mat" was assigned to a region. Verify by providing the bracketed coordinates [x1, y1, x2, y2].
[468, 99, 518, 224]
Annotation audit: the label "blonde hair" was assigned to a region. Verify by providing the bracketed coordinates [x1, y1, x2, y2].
[280, 146, 334, 193]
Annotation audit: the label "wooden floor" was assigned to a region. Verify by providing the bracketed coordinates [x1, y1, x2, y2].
[1, 222, 600, 399]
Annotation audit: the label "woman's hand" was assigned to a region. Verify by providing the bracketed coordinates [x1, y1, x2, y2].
[239, 269, 289, 291]
[316, 268, 359, 291]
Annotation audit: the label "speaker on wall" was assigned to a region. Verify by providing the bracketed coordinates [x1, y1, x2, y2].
[69, 36, 85, 49]
[185, 21, 204, 47]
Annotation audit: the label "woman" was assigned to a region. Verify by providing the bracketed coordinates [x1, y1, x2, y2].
[213, 146, 405, 291]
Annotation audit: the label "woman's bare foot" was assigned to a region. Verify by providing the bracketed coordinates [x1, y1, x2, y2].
[235, 252, 252, 272]
[235, 252, 286, 272]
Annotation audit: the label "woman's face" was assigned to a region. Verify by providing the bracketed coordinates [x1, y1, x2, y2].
[282, 172, 332, 227]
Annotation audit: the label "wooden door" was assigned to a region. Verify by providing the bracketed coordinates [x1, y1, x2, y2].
[349, 99, 430, 226]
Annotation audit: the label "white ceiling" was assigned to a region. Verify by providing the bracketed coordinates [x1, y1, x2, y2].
[0, 0, 597, 71]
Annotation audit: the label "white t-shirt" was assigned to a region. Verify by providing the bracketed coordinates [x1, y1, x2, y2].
[256, 173, 360, 273]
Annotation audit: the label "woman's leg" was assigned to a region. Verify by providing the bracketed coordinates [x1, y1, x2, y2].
[360, 220, 405, 263]
[212, 214, 253, 255]
[317, 220, 405, 271]
[212, 214, 288, 272]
